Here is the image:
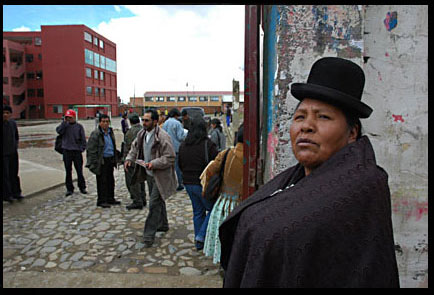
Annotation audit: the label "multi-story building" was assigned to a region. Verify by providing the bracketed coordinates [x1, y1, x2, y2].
[128, 91, 244, 115]
[3, 25, 117, 119]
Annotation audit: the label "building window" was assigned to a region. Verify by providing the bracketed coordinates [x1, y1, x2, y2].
[3, 95, 10, 105]
[27, 89, 35, 97]
[26, 54, 33, 63]
[86, 86, 92, 95]
[99, 39, 104, 49]
[53, 105, 63, 114]
[188, 96, 197, 102]
[199, 96, 208, 102]
[36, 71, 43, 80]
[95, 87, 99, 96]
[178, 96, 186, 102]
[84, 31, 92, 43]
[86, 68, 92, 78]
[100, 71, 104, 81]
[94, 52, 100, 68]
[37, 89, 44, 97]
[100, 55, 106, 70]
[145, 96, 154, 102]
[101, 88, 105, 97]
[3, 77, 8, 84]
[157, 96, 164, 102]
[27, 72, 35, 79]
[93, 36, 98, 46]
[38, 53, 42, 60]
[105, 57, 116, 73]
[35, 37, 42, 46]
[210, 96, 219, 101]
[94, 69, 98, 80]
[85, 49, 93, 65]
[167, 96, 176, 102]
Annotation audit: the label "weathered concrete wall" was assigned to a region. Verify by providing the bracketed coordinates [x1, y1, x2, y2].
[261, 5, 428, 287]
[362, 5, 428, 288]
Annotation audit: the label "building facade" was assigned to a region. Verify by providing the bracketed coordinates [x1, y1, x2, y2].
[128, 91, 244, 115]
[3, 25, 117, 119]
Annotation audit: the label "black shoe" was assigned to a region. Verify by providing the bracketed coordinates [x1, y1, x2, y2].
[65, 191, 73, 197]
[107, 200, 121, 205]
[143, 240, 153, 248]
[97, 203, 111, 208]
[3, 196, 14, 203]
[13, 195, 24, 201]
[176, 186, 184, 191]
[195, 240, 204, 251]
[157, 227, 169, 232]
[126, 203, 143, 210]
[79, 189, 88, 194]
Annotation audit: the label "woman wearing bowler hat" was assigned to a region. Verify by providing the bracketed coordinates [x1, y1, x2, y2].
[219, 57, 400, 287]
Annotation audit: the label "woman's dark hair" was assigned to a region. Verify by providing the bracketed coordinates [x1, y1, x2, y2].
[211, 118, 223, 133]
[236, 123, 244, 143]
[185, 117, 208, 145]
[129, 115, 140, 125]
[99, 114, 110, 122]
[294, 101, 362, 139]
[3, 105, 13, 113]
[145, 109, 159, 122]
[168, 108, 181, 118]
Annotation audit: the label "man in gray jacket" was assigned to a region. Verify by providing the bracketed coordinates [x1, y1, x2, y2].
[56, 109, 87, 196]
[125, 109, 177, 247]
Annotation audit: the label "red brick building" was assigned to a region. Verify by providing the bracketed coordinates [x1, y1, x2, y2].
[3, 25, 117, 119]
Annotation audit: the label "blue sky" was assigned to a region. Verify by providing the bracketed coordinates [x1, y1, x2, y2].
[3, 5, 245, 102]
[3, 5, 135, 31]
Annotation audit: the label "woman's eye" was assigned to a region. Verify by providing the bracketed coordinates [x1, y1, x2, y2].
[319, 114, 330, 119]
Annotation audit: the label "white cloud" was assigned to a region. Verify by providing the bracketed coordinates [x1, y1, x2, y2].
[93, 5, 244, 103]
[114, 5, 121, 13]
[12, 26, 32, 32]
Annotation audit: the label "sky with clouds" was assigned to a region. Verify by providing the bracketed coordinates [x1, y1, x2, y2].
[3, 5, 245, 103]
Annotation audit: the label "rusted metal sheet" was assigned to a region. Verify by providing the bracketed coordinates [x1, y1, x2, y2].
[243, 5, 260, 200]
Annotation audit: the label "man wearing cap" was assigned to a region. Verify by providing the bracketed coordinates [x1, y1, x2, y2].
[3, 105, 24, 203]
[56, 109, 87, 196]
[123, 113, 147, 210]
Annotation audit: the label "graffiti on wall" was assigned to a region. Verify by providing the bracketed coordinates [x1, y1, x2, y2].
[384, 11, 398, 31]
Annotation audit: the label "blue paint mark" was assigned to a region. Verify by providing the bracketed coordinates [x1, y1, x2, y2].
[246, 140, 251, 146]
[266, 5, 279, 134]
[384, 11, 398, 31]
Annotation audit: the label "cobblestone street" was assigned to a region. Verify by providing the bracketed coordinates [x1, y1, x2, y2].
[3, 117, 225, 288]
[3, 169, 223, 287]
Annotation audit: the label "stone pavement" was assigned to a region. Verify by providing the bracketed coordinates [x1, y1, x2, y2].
[3, 167, 223, 287]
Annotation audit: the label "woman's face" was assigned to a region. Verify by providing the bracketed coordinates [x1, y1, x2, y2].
[290, 98, 358, 175]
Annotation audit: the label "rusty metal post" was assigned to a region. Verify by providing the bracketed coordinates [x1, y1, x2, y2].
[243, 5, 260, 200]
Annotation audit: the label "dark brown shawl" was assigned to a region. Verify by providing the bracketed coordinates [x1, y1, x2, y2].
[219, 136, 399, 287]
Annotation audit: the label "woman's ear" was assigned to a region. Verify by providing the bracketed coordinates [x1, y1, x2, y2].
[348, 124, 359, 144]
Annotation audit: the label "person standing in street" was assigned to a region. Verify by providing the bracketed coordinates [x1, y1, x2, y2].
[179, 117, 218, 250]
[3, 105, 24, 203]
[86, 114, 122, 208]
[162, 108, 186, 191]
[121, 113, 129, 137]
[209, 118, 226, 152]
[125, 109, 177, 248]
[225, 105, 232, 127]
[56, 109, 87, 197]
[123, 113, 147, 210]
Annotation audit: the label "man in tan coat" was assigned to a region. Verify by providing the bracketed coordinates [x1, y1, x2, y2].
[125, 109, 177, 247]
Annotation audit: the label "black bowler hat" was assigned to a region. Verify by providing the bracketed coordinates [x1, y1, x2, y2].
[290, 57, 373, 118]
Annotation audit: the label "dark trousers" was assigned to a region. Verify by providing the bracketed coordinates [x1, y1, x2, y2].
[3, 152, 22, 199]
[63, 150, 86, 192]
[96, 157, 115, 205]
[143, 175, 169, 243]
[125, 163, 146, 206]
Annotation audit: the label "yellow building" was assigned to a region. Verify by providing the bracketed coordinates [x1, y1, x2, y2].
[129, 91, 243, 114]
